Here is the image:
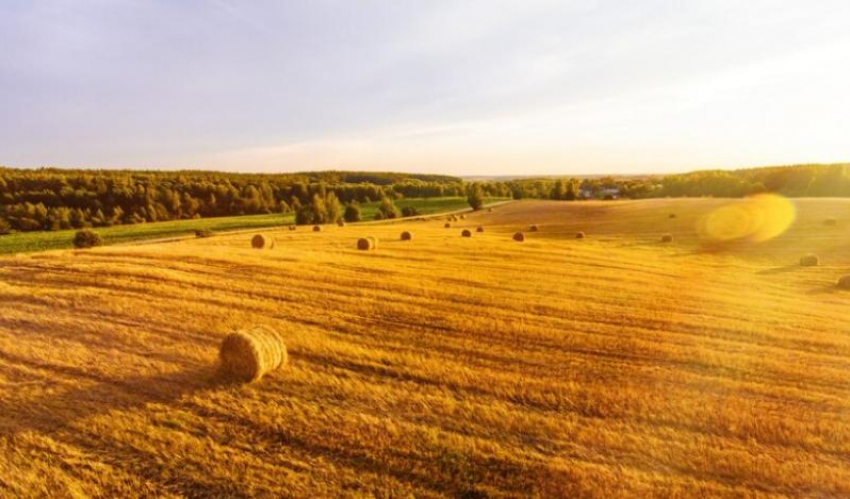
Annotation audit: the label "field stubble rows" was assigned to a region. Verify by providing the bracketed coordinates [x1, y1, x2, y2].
[1, 198, 850, 497]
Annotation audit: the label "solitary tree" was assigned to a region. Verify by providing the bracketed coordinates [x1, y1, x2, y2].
[467, 184, 485, 210]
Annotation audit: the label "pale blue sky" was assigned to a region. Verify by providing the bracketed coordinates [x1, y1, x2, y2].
[2, 0, 849, 175]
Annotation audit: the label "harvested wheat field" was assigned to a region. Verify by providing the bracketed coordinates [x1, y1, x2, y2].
[3, 198, 850, 497]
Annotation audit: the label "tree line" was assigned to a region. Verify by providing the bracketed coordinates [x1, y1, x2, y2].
[496, 163, 850, 201]
[3, 163, 849, 234]
[0, 168, 463, 234]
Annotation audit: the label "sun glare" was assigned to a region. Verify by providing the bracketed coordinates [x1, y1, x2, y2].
[698, 194, 795, 243]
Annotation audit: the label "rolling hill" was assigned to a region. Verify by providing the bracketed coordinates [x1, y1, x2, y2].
[1, 198, 849, 498]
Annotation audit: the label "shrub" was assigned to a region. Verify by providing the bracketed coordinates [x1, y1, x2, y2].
[575, 231, 585, 239]
[661, 233, 673, 243]
[251, 234, 274, 249]
[73, 229, 102, 249]
[400, 231, 412, 241]
[800, 254, 819, 267]
[513, 232, 525, 242]
[837, 275, 850, 289]
[195, 228, 214, 238]
[344, 204, 361, 223]
[288, 225, 296, 231]
[218, 325, 288, 382]
[378, 197, 400, 219]
[401, 206, 419, 217]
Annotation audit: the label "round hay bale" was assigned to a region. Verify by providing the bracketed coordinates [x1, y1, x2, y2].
[313, 225, 322, 232]
[251, 234, 272, 249]
[357, 237, 377, 250]
[661, 233, 673, 243]
[669, 214, 677, 219]
[461, 229, 472, 237]
[460, 215, 466, 220]
[488, 208, 493, 213]
[530, 225, 539, 232]
[219, 325, 288, 382]
[575, 231, 585, 239]
[825, 218, 837, 226]
[800, 254, 819, 267]
[476, 226, 484, 233]
[337, 220, 346, 227]
[513, 232, 525, 242]
[400, 231, 413, 241]
[837, 275, 850, 290]
[288, 225, 296, 231]
[444, 222, 451, 228]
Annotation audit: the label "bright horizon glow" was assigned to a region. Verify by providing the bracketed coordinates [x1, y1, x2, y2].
[1, 1, 849, 176]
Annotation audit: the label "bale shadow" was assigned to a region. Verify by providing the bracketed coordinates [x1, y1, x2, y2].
[807, 284, 842, 295]
[0, 350, 234, 436]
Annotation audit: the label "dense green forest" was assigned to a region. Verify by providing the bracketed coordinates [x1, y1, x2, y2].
[0, 168, 466, 233]
[2, 164, 849, 234]
[503, 163, 850, 201]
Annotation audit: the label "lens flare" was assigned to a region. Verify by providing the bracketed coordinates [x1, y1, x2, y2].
[698, 194, 795, 244]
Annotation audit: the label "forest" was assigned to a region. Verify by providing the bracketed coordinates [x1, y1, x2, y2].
[0, 169, 466, 233]
[1, 164, 849, 234]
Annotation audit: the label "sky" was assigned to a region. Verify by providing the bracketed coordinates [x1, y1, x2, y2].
[1, 0, 849, 176]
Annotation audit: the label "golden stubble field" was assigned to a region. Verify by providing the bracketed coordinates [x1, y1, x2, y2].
[1, 198, 850, 498]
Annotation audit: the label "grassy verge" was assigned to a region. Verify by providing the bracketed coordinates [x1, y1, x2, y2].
[0, 197, 509, 255]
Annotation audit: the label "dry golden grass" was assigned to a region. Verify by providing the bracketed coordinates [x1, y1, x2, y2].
[2, 198, 850, 497]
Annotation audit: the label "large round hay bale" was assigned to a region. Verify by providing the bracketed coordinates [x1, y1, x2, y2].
[461, 229, 472, 237]
[513, 232, 525, 242]
[800, 254, 819, 267]
[661, 233, 673, 243]
[476, 226, 484, 233]
[825, 218, 837, 226]
[288, 225, 296, 231]
[219, 325, 288, 382]
[575, 231, 585, 239]
[313, 225, 323, 232]
[529, 225, 539, 232]
[837, 275, 850, 289]
[337, 220, 346, 227]
[669, 214, 677, 219]
[460, 214, 466, 220]
[251, 234, 274, 249]
[357, 237, 378, 250]
[488, 208, 493, 213]
[400, 231, 413, 241]
[444, 222, 451, 228]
